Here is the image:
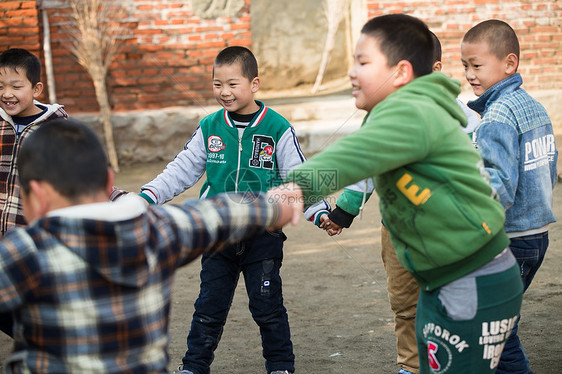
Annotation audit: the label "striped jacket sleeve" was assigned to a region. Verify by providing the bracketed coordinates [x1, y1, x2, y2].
[141, 126, 207, 204]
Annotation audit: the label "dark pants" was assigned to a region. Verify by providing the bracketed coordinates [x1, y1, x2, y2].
[496, 232, 549, 374]
[0, 312, 13, 337]
[181, 231, 294, 374]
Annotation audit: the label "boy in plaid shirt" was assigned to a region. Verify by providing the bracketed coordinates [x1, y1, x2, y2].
[0, 118, 300, 373]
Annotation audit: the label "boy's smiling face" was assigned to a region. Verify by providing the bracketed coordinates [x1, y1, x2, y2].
[0, 66, 43, 117]
[348, 34, 400, 112]
[461, 41, 513, 96]
[213, 62, 260, 115]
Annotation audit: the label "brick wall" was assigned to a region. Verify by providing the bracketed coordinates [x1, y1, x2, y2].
[1, 0, 251, 113]
[0, 1, 44, 97]
[0, 1, 40, 51]
[0, 0, 560, 113]
[366, 0, 562, 92]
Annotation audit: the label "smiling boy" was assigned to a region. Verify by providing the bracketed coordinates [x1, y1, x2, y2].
[0, 48, 68, 234]
[141, 46, 329, 374]
[270, 14, 524, 373]
[461, 20, 558, 374]
[0, 48, 68, 338]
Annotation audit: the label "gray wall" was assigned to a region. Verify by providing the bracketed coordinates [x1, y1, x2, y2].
[251, 0, 351, 90]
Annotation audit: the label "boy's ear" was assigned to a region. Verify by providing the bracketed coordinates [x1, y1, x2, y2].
[25, 180, 50, 220]
[105, 168, 115, 198]
[505, 53, 518, 74]
[32, 81, 44, 99]
[393, 60, 415, 88]
[251, 76, 260, 93]
[432, 60, 442, 72]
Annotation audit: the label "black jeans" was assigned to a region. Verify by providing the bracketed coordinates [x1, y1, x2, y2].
[0, 312, 13, 337]
[181, 231, 294, 374]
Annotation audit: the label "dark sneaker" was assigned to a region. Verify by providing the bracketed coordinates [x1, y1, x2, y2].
[270, 371, 293, 374]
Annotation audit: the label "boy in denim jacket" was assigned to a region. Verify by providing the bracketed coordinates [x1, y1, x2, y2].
[461, 19, 558, 374]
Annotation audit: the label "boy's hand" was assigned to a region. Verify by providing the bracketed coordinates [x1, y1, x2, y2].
[320, 215, 343, 236]
[267, 182, 304, 229]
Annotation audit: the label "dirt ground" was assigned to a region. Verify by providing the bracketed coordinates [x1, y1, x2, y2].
[0, 147, 561, 373]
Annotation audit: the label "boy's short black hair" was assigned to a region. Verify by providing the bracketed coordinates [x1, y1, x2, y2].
[213, 46, 258, 81]
[361, 14, 434, 77]
[18, 119, 108, 202]
[430, 31, 442, 63]
[462, 19, 520, 62]
[0, 48, 42, 86]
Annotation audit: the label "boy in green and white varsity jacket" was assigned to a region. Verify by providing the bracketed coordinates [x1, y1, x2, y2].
[272, 15, 523, 373]
[141, 46, 328, 374]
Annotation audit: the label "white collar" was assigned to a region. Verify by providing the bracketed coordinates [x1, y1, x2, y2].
[47, 194, 147, 221]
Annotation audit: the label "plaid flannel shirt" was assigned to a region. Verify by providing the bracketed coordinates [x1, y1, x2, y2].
[0, 103, 68, 235]
[0, 193, 277, 373]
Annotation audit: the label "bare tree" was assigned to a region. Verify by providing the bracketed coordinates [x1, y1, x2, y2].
[64, 0, 130, 172]
[312, 0, 350, 93]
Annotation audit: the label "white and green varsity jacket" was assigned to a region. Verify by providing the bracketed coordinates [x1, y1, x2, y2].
[141, 101, 330, 225]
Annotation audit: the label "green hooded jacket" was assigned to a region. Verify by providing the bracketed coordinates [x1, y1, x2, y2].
[287, 72, 509, 290]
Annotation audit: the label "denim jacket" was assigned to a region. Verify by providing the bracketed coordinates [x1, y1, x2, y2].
[468, 73, 558, 234]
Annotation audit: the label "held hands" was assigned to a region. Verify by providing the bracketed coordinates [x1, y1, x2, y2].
[266, 182, 304, 230]
[319, 214, 343, 236]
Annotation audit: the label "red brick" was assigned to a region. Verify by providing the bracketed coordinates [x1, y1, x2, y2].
[114, 77, 138, 86]
[6, 9, 37, 18]
[14, 26, 39, 34]
[138, 76, 169, 85]
[135, 28, 162, 35]
[155, 51, 173, 59]
[138, 44, 163, 52]
[197, 41, 225, 49]
[228, 39, 251, 48]
[230, 23, 250, 31]
[1, 2, 23, 10]
[195, 26, 223, 33]
[20, 1, 37, 9]
[22, 17, 38, 26]
[2, 18, 23, 26]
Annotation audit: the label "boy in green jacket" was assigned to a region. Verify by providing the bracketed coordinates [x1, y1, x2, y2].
[319, 31, 481, 374]
[141, 46, 329, 374]
[270, 14, 523, 373]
